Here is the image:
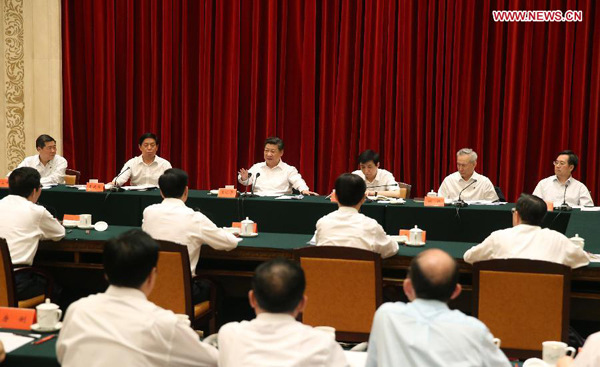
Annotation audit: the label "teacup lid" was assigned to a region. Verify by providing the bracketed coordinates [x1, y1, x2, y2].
[241, 217, 254, 224]
[37, 298, 59, 310]
[570, 233, 584, 241]
[410, 225, 423, 233]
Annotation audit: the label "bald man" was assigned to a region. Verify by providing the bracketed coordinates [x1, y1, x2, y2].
[366, 249, 510, 367]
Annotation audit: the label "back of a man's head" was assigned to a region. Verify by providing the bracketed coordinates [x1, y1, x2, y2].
[252, 258, 305, 313]
[409, 249, 459, 303]
[103, 229, 159, 289]
[158, 168, 188, 198]
[9, 167, 41, 198]
[516, 193, 547, 226]
[334, 173, 366, 207]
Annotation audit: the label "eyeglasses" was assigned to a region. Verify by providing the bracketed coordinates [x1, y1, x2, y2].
[553, 160, 568, 167]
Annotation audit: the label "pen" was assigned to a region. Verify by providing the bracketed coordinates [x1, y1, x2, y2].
[33, 334, 56, 345]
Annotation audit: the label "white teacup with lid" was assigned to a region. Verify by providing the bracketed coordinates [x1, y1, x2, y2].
[241, 217, 255, 236]
[569, 234, 585, 250]
[409, 225, 424, 245]
[36, 298, 62, 329]
[427, 190, 437, 197]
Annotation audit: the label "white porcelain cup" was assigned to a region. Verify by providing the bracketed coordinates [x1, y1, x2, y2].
[241, 217, 254, 236]
[570, 234, 585, 250]
[427, 190, 437, 197]
[80, 214, 92, 227]
[88, 179, 99, 183]
[542, 341, 576, 365]
[315, 326, 336, 340]
[36, 299, 62, 329]
[225, 185, 235, 189]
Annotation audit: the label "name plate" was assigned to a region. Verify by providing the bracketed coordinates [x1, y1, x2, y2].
[0, 307, 36, 330]
[0, 178, 8, 188]
[218, 188, 238, 198]
[424, 196, 445, 207]
[232, 222, 258, 233]
[86, 182, 105, 192]
[399, 229, 427, 242]
[63, 214, 81, 221]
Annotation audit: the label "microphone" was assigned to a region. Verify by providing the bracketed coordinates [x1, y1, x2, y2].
[454, 179, 478, 207]
[110, 167, 131, 192]
[558, 183, 571, 211]
[240, 172, 252, 197]
[249, 172, 261, 197]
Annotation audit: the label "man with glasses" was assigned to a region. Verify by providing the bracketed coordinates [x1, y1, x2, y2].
[438, 148, 499, 201]
[12, 134, 67, 185]
[112, 133, 172, 187]
[533, 150, 593, 207]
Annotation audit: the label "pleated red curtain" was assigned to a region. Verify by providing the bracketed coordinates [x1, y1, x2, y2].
[62, 0, 599, 202]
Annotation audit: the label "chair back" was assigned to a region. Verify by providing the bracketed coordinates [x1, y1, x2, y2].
[397, 182, 411, 198]
[147, 241, 193, 319]
[293, 246, 382, 342]
[65, 169, 81, 184]
[472, 259, 570, 359]
[0, 238, 16, 307]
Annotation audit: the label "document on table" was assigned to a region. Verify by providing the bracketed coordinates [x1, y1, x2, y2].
[0, 332, 35, 352]
[581, 207, 600, 212]
[587, 253, 600, 263]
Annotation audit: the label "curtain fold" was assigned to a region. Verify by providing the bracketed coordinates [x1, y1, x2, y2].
[62, 0, 599, 201]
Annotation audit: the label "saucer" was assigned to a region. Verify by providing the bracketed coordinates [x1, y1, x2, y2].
[523, 358, 549, 367]
[240, 232, 258, 238]
[405, 241, 425, 247]
[31, 322, 62, 332]
[77, 224, 95, 230]
[209, 189, 219, 195]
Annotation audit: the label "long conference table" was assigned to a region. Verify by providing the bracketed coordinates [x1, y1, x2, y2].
[3, 186, 600, 363]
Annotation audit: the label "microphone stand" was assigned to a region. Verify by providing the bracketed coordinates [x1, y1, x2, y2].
[242, 172, 260, 198]
[454, 179, 478, 207]
[558, 183, 571, 211]
[109, 167, 131, 192]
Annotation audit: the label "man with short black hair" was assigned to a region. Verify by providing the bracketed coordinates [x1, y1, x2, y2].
[352, 149, 401, 198]
[218, 258, 347, 366]
[113, 132, 172, 186]
[438, 148, 499, 201]
[142, 168, 240, 303]
[238, 137, 317, 196]
[366, 249, 510, 367]
[312, 173, 398, 258]
[533, 150, 593, 207]
[0, 167, 65, 300]
[464, 194, 589, 268]
[13, 134, 67, 185]
[57, 229, 218, 366]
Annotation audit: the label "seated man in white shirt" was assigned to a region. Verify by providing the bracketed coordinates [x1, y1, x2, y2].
[142, 168, 240, 303]
[464, 193, 589, 268]
[366, 249, 510, 367]
[113, 132, 172, 187]
[218, 258, 347, 367]
[438, 148, 499, 202]
[56, 229, 218, 367]
[351, 149, 401, 198]
[0, 167, 65, 300]
[313, 173, 398, 258]
[533, 150, 593, 207]
[238, 137, 318, 196]
[12, 134, 67, 185]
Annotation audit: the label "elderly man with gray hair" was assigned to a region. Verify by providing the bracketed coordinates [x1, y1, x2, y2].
[438, 148, 499, 202]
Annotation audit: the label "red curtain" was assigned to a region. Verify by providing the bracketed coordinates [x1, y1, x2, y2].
[62, 0, 599, 202]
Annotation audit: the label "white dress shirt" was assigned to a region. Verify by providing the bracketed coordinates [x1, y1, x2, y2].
[218, 312, 348, 367]
[142, 198, 240, 275]
[438, 171, 499, 201]
[366, 299, 511, 367]
[15, 154, 68, 185]
[572, 331, 600, 367]
[56, 286, 218, 367]
[238, 160, 309, 196]
[351, 169, 399, 191]
[113, 155, 172, 186]
[463, 224, 589, 268]
[533, 175, 594, 207]
[313, 207, 398, 258]
[0, 195, 65, 265]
